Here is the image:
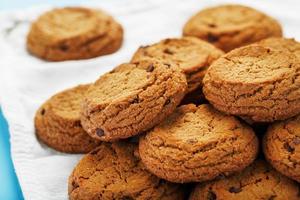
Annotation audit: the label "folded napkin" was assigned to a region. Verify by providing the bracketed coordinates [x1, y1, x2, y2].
[0, 0, 299, 199]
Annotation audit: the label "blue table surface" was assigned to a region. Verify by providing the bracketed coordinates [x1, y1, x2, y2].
[1, 1, 88, 200]
[0, 109, 23, 200]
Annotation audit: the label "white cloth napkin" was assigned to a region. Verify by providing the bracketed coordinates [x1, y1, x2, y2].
[0, 0, 299, 199]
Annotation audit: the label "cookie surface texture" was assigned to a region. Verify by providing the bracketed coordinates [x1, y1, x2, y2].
[203, 45, 300, 122]
[139, 104, 258, 183]
[81, 60, 187, 141]
[257, 37, 300, 59]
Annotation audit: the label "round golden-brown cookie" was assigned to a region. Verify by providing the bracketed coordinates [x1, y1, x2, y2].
[131, 37, 224, 93]
[27, 7, 123, 61]
[35, 84, 101, 153]
[183, 4, 282, 52]
[203, 45, 300, 122]
[263, 114, 300, 182]
[68, 142, 186, 200]
[139, 104, 258, 183]
[257, 37, 300, 59]
[81, 60, 187, 141]
[189, 160, 300, 200]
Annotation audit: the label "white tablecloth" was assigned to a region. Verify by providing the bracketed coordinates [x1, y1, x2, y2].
[0, 0, 299, 199]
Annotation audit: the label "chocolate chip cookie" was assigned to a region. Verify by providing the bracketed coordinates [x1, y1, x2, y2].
[189, 160, 300, 200]
[263, 114, 300, 182]
[81, 60, 187, 141]
[131, 37, 224, 93]
[68, 142, 186, 200]
[139, 104, 258, 183]
[35, 84, 101, 153]
[203, 45, 300, 122]
[27, 7, 123, 61]
[183, 4, 282, 52]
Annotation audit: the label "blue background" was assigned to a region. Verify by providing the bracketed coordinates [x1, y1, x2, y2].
[0, 1, 87, 200]
[0, 109, 23, 200]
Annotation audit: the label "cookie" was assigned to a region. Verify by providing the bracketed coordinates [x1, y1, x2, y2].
[81, 60, 187, 141]
[183, 4, 282, 52]
[189, 160, 300, 200]
[203, 45, 300, 122]
[131, 37, 224, 93]
[139, 104, 258, 183]
[68, 142, 186, 200]
[35, 84, 100, 153]
[263, 114, 300, 182]
[27, 7, 123, 61]
[257, 37, 300, 59]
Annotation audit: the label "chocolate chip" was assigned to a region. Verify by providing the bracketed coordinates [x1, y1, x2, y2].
[146, 64, 154, 72]
[164, 63, 171, 68]
[71, 180, 79, 190]
[187, 138, 198, 144]
[132, 97, 139, 104]
[284, 142, 295, 153]
[40, 108, 45, 115]
[293, 138, 300, 145]
[59, 44, 69, 51]
[164, 99, 171, 106]
[268, 195, 277, 200]
[208, 23, 216, 28]
[207, 33, 219, 43]
[96, 129, 105, 137]
[163, 48, 174, 55]
[74, 121, 82, 127]
[215, 173, 226, 180]
[207, 191, 216, 200]
[229, 186, 242, 193]
[254, 178, 262, 184]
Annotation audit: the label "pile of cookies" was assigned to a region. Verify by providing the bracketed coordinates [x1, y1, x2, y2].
[33, 4, 300, 200]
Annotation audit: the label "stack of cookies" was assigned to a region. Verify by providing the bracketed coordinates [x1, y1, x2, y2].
[33, 4, 300, 200]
